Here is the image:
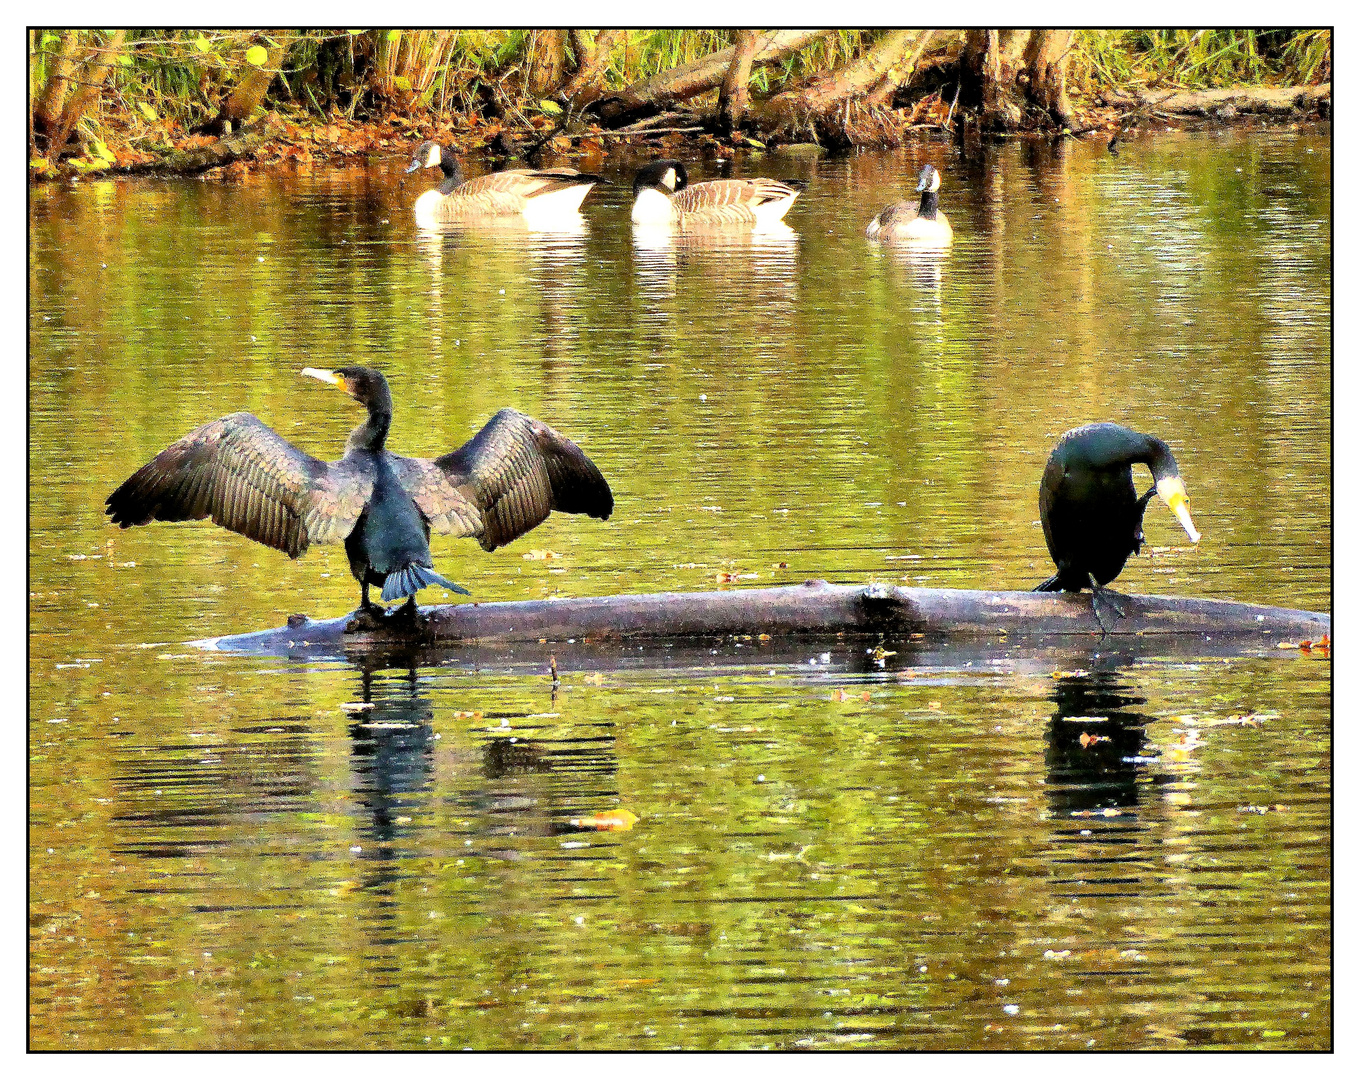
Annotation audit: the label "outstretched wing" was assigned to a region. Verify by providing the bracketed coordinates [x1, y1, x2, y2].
[105, 412, 371, 557]
[385, 455, 484, 538]
[426, 408, 613, 552]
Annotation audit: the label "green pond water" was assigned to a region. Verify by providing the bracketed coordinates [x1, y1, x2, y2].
[29, 129, 1330, 1050]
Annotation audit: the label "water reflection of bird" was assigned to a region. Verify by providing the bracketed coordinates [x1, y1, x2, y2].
[106, 366, 613, 627]
[865, 164, 953, 248]
[347, 666, 435, 852]
[1045, 667, 1153, 817]
[1034, 423, 1200, 627]
[631, 160, 805, 228]
[405, 141, 602, 229]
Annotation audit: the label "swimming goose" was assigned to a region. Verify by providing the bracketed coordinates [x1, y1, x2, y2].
[405, 141, 602, 228]
[630, 160, 805, 229]
[865, 164, 953, 247]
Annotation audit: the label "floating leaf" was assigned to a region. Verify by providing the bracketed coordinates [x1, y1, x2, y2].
[245, 45, 267, 67]
[194, 35, 211, 53]
[539, 99, 563, 115]
[571, 809, 638, 832]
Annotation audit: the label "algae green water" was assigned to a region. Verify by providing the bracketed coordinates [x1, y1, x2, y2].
[30, 129, 1330, 1049]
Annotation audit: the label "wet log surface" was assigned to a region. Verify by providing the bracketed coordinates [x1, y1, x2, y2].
[1102, 83, 1330, 117]
[197, 580, 1330, 658]
[114, 121, 268, 176]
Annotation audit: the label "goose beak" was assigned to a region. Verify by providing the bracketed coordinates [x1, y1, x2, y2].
[302, 367, 345, 388]
[1156, 476, 1201, 544]
[404, 159, 421, 174]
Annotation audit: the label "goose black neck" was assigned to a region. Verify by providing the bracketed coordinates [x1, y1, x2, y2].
[917, 189, 940, 220]
[436, 152, 463, 193]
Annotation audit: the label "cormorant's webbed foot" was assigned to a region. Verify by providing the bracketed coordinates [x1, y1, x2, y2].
[345, 600, 388, 634]
[1088, 574, 1130, 635]
[391, 597, 421, 624]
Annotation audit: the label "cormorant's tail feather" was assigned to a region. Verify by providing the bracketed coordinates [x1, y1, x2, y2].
[381, 564, 471, 603]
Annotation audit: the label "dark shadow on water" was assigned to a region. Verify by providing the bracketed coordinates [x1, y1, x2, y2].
[346, 665, 435, 859]
[1044, 662, 1153, 817]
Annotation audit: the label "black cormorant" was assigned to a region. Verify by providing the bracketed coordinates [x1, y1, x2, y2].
[1034, 422, 1200, 623]
[106, 366, 613, 626]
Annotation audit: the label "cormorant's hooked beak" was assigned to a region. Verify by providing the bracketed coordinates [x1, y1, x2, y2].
[302, 367, 347, 390]
[1156, 476, 1201, 543]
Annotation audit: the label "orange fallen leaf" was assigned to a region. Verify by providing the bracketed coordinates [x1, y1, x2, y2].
[1079, 732, 1111, 748]
[571, 808, 638, 831]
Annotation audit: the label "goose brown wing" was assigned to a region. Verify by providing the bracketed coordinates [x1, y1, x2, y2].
[429, 408, 613, 552]
[672, 178, 799, 217]
[491, 168, 601, 199]
[447, 170, 599, 215]
[105, 412, 371, 557]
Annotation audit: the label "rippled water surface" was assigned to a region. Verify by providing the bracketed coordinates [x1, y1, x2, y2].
[30, 129, 1330, 1049]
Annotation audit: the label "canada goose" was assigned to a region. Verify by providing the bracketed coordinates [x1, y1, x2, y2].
[107, 367, 613, 628]
[405, 141, 603, 229]
[630, 160, 805, 229]
[865, 164, 953, 247]
[1034, 422, 1200, 628]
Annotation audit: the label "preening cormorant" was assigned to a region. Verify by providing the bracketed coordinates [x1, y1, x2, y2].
[1034, 422, 1200, 624]
[106, 367, 613, 626]
[865, 164, 953, 247]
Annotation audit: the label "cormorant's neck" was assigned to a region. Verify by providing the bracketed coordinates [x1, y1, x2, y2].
[348, 404, 392, 453]
[1145, 438, 1179, 482]
[917, 189, 939, 220]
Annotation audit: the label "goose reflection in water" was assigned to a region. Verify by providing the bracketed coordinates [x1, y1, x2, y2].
[632, 222, 800, 327]
[414, 219, 590, 362]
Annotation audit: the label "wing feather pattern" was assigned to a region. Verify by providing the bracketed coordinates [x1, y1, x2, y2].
[105, 412, 371, 557]
[434, 169, 601, 220]
[424, 408, 613, 552]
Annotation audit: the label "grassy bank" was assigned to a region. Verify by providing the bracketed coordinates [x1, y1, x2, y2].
[28, 29, 1331, 176]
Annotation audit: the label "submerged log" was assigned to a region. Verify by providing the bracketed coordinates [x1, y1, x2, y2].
[199, 580, 1330, 654]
